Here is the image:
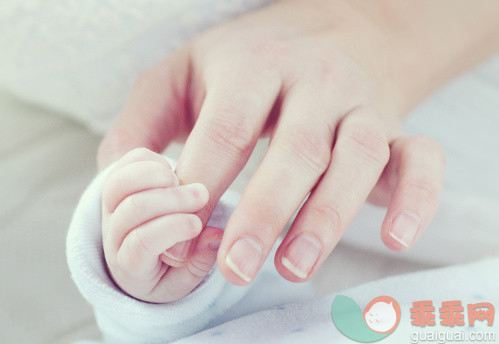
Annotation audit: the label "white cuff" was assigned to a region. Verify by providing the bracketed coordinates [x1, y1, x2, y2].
[66, 158, 250, 343]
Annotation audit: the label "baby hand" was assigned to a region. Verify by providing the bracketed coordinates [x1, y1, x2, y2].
[101, 148, 223, 303]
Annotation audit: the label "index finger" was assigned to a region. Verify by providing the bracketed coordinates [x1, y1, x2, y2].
[175, 70, 281, 224]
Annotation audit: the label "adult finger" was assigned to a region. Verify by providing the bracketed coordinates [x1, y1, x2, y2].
[97, 47, 191, 170]
[175, 68, 281, 223]
[167, 68, 281, 263]
[275, 108, 390, 282]
[216, 85, 342, 285]
[380, 135, 446, 250]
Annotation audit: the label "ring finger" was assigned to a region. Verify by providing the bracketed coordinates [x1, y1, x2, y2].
[275, 108, 390, 281]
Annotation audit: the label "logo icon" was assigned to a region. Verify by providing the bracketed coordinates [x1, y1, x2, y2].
[331, 295, 401, 342]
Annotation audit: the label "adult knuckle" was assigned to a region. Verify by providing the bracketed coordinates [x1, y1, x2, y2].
[283, 129, 331, 175]
[307, 54, 357, 89]
[201, 110, 256, 157]
[245, 40, 284, 70]
[246, 39, 281, 58]
[410, 135, 446, 166]
[316, 58, 343, 83]
[402, 179, 440, 207]
[309, 203, 343, 234]
[340, 125, 389, 167]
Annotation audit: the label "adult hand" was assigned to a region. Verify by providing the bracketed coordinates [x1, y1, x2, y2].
[98, 0, 499, 284]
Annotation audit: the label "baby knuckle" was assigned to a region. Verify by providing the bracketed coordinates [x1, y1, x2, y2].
[187, 259, 213, 278]
[184, 215, 202, 233]
[131, 229, 154, 257]
[167, 185, 184, 200]
[155, 163, 177, 185]
[116, 252, 132, 271]
[113, 165, 132, 191]
[117, 239, 140, 272]
[121, 194, 144, 225]
[102, 177, 119, 208]
[107, 215, 121, 237]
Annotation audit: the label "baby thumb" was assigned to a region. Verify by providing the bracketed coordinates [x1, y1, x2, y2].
[185, 226, 223, 280]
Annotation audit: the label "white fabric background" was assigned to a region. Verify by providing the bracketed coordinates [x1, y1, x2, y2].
[0, 0, 272, 134]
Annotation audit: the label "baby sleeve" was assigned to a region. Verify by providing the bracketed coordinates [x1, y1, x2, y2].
[66, 160, 252, 343]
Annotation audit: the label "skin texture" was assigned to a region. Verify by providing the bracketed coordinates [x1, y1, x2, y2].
[98, 0, 499, 289]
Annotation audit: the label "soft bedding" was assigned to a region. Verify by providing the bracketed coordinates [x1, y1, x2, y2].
[0, 0, 498, 341]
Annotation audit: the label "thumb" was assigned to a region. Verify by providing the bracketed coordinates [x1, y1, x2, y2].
[143, 227, 224, 303]
[184, 226, 224, 280]
[155, 226, 223, 302]
[97, 47, 192, 170]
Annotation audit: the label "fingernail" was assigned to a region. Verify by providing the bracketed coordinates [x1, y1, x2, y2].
[282, 235, 321, 279]
[209, 238, 222, 251]
[388, 211, 421, 248]
[164, 240, 191, 261]
[225, 237, 262, 282]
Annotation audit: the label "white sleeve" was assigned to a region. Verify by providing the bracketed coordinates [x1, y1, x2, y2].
[66, 157, 315, 344]
[66, 159, 251, 344]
